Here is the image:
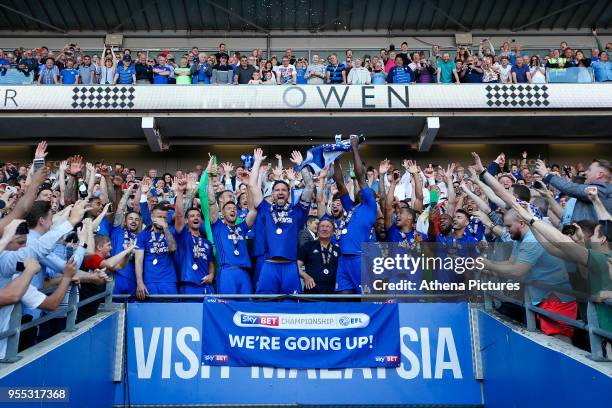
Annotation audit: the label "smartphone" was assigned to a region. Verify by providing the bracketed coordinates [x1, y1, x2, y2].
[561, 225, 576, 236]
[32, 158, 45, 173]
[533, 181, 545, 189]
[16, 261, 25, 272]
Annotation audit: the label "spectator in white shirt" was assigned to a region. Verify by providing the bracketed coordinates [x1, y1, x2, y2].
[347, 58, 371, 85]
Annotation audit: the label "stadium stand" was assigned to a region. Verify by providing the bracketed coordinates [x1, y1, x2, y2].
[0, 1, 611, 406]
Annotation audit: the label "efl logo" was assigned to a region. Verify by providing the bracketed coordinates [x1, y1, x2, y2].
[339, 316, 364, 327]
[240, 314, 280, 326]
[214, 354, 228, 363]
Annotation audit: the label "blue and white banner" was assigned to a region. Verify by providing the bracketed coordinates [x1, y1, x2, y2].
[201, 299, 400, 368]
[120, 302, 479, 405]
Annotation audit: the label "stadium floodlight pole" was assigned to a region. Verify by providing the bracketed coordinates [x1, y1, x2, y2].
[0, 2, 67, 33]
[511, 0, 592, 32]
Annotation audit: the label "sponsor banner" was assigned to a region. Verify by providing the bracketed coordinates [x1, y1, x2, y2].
[1, 84, 611, 111]
[120, 302, 480, 406]
[202, 299, 399, 368]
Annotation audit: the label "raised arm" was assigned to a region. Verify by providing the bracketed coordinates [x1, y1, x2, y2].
[350, 136, 367, 190]
[91, 203, 111, 231]
[535, 186, 564, 219]
[0, 259, 40, 306]
[290, 150, 314, 204]
[173, 175, 187, 233]
[248, 148, 266, 207]
[512, 202, 588, 265]
[86, 162, 96, 198]
[377, 160, 388, 208]
[587, 185, 612, 221]
[384, 172, 397, 231]
[460, 182, 492, 213]
[244, 186, 258, 228]
[114, 184, 136, 227]
[58, 160, 67, 207]
[0, 167, 47, 236]
[316, 166, 329, 218]
[406, 160, 423, 212]
[332, 160, 349, 197]
[101, 243, 136, 271]
[472, 152, 516, 208]
[442, 163, 457, 215]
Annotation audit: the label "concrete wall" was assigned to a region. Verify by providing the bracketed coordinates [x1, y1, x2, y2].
[0, 143, 606, 174]
[0, 312, 118, 408]
[478, 311, 612, 408]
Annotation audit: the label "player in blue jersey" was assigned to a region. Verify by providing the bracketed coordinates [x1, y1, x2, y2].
[331, 137, 377, 294]
[435, 209, 478, 284]
[110, 184, 143, 295]
[135, 203, 178, 300]
[207, 158, 257, 294]
[87, 197, 113, 236]
[173, 176, 215, 295]
[249, 148, 315, 294]
[383, 161, 427, 287]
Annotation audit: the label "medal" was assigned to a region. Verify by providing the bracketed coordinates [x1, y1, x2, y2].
[152, 258, 158, 265]
[335, 209, 355, 241]
[234, 249, 240, 256]
[192, 263, 198, 270]
[271, 203, 290, 235]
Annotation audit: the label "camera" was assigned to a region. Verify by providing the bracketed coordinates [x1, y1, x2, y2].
[561, 225, 577, 236]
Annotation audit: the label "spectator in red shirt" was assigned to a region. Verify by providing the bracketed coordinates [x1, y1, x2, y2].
[78, 234, 135, 320]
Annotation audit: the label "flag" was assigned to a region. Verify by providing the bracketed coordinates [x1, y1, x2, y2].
[198, 169, 216, 256]
[296, 134, 365, 174]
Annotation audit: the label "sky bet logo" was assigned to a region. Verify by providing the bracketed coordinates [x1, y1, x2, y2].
[375, 355, 400, 363]
[241, 314, 279, 327]
[203, 354, 228, 363]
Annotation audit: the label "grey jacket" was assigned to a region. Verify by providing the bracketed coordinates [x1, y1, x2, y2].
[211, 69, 232, 84]
[543, 174, 612, 223]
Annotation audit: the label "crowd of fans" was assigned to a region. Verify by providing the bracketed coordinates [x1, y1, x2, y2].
[0, 138, 610, 357]
[1, 35, 612, 85]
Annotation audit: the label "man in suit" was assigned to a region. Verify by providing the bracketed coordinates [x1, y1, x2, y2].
[299, 216, 319, 249]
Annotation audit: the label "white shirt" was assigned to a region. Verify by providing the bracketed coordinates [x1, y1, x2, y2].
[347, 67, 371, 84]
[498, 64, 512, 83]
[0, 278, 46, 358]
[530, 66, 546, 83]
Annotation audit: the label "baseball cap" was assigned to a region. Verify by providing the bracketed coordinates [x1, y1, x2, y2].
[123, 55, 132, 62]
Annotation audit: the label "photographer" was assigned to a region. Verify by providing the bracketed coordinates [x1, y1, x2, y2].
[534, 159, 611, 224]
[408, 52, 435, 83]
[458, 56, 483, 83]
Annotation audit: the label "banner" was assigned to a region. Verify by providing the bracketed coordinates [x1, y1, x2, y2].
[120, 302, 479, 405]
[1, 84, 611, 111]
[201, 299, 400, 368]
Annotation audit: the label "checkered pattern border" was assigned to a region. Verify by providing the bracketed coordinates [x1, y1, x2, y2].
[71, 86, 135, 109]
[485, 84, 550, 107]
